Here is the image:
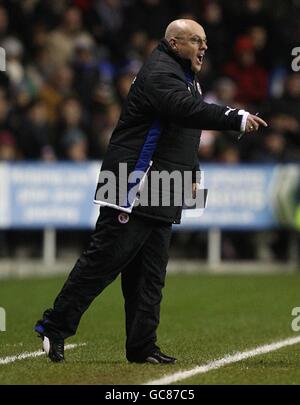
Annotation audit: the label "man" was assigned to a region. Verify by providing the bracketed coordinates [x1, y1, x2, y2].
[34, 19, 267, 363]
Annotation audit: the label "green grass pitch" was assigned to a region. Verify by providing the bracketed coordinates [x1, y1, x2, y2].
[1, 272, 300, 384]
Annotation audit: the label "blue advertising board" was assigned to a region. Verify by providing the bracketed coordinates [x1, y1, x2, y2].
[0, 162, 100, 229]
[180, 164, 278, 230]
[0, 162, 298, 230]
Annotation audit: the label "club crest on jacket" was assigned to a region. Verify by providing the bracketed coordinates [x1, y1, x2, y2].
[118, 212, 130, 224]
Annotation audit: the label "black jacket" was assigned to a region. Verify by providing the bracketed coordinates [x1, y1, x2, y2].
[94, 38, 247, 223]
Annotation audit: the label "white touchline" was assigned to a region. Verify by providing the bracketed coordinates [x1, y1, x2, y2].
[145, 335, 300, 385]
[0, 343, 86, 365]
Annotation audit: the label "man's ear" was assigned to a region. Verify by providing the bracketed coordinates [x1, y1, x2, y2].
[169, 38, 177, 51]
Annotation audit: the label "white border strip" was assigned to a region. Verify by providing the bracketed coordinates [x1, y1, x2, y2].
[145, 336, 300, 385]
[0, 343, 86, 365]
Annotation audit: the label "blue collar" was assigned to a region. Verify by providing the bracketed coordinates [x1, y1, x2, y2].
[184, 69, 195, 85]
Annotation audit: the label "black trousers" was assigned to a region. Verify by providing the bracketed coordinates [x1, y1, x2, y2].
[43, 207, 172, 361]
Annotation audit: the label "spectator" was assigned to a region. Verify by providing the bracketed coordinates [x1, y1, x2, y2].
[217, 144, 240, 164]
[125, 0, 175, 41]
[38, 64, 74, 124]
[268, 74, 300, 122]
[197, 130, 218, 162]
[71, 34, 111, 108]
[18, 100, 55, 161]
[0, 5, 9, 41]
[26, 46, 54, 96]
[223, 35, 268, 106]
[205, 77, 237, 106]
[0, 129, 17, 160]
[0, 91, 16, 141]
[46, 6, 93, 66]
[201, 1, 228, 66]
[56, 95, 90, 154]
[116, 61, 142, 101]
[92, 101, 121, 157]
[247, 25, 270, 67]
[61, 128, 88, 161]
[1, 37, 24, 87]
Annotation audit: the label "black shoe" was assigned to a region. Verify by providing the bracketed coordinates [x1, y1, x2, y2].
[34, 321, 65, 363]
[145, 350, 177, 364]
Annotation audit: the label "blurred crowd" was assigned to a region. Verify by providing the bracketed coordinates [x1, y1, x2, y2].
[0, 0, 299, 164]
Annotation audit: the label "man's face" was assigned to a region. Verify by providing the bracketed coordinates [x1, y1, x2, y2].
[172, 26, 208, 73]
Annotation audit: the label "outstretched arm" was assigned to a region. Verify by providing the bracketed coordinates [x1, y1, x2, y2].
[145, 71, 267, 132]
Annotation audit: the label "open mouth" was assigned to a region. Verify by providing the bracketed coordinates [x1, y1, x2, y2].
[197, 54, 205, 64]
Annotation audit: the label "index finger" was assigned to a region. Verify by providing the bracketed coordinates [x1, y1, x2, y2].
[253, 116, 268, 127]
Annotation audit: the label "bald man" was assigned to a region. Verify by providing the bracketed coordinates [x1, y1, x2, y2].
[34, 19, 267, 364]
